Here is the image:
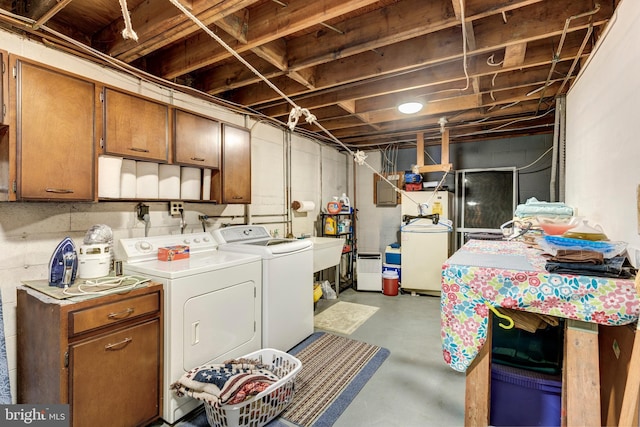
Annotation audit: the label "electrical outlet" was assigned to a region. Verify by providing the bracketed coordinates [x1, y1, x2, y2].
[170, 201, 184, 216]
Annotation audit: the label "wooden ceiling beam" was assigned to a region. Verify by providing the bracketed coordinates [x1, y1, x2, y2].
[503, 42, 528, 68]
[224, 1, 611, 107]
[253, 29, 594, 117]
[95, 0, 257, 61]
[201, 0, 544, 95]
[355, 61, 572, 114]
[215, 9, 250, 45]
[252, 39, 288, 71]
[150, 0, 380, 80]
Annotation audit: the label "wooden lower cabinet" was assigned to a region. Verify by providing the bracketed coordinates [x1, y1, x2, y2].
[17, 284, 163, 427]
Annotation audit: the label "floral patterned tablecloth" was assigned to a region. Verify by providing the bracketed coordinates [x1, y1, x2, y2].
[441, 239, 639, 372]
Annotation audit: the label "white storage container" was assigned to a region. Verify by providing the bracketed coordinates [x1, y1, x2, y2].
[356, 252, 382, 291]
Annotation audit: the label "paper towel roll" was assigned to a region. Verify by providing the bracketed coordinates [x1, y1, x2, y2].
[136, 161, 159, 199]
[292, 200, 316, 212]
[98, 155, 123, 198]
[159, 164, 181, 199]
[120, 159, 137, 199]
[202, 169, 212, 201]
[181, 167, 202, 200]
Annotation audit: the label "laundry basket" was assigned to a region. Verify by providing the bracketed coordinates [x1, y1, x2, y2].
[204, 348, 302, 427]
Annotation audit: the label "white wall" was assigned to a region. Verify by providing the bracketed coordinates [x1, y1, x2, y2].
[0, 29, 348, 402]
[566, 0, 640, 262]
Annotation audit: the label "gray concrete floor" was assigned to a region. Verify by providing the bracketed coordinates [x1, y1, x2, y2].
[314, 288, 466, 427]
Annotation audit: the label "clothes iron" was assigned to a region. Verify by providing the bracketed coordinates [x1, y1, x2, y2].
[48, 237, 78, 287]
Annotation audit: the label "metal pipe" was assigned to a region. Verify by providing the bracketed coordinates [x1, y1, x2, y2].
[550, 100, 561, 201]
[555, 23, 593, 97]
[536, 3, 601, 113]
[557, 96, 567, 201]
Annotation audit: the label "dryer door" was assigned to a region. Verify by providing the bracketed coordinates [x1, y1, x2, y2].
[183, 278, 258, 370]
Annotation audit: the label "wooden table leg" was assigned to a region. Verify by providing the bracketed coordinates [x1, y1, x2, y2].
[465, 315, 492, 427]
[619, 322, 640, 427]
[564, 319, 601, 427]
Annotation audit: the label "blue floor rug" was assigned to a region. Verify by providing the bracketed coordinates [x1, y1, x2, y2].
[177, 332, 390, 427]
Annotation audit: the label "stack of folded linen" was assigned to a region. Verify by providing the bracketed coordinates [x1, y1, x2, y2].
[544, 249, 636, 279]
[514, 197, 574, 220]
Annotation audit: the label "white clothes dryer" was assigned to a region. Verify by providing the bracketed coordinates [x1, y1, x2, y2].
[119, 232, 262, 424]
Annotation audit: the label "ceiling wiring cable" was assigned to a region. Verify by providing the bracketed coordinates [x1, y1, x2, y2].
[488, 107, 555, 131]
[458, 0, 470, 92]
[487, 54, 504, 67]
[517, 146, 554, 171]
[500, 101, 521, 109]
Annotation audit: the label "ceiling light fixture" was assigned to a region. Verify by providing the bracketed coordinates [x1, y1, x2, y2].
[397, 101, 423, 114]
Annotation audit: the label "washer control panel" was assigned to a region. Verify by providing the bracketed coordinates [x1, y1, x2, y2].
[119, 232, 216, 263]
[213, 225, 271, 244]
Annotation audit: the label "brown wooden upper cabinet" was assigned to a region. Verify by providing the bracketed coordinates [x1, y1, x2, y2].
[174, 109, 220, 168]
[14, 59, 95, 201]
[102, 87, 169, 162]
[212, 123, 251, 204]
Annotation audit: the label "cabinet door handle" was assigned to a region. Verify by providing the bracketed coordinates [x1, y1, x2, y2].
[104, 337, 132, 351]
[45, 188, 74, 194]
[107, 307, 134, 319]
[129, 147, 150, 153]
[190, 157, 205, 162]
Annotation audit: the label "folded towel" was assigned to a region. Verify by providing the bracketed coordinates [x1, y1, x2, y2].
[514, 197, 574, 218]
[171, 359, 279, 407]
[549, 249, 604, 264]
[545, 256, 636, 279]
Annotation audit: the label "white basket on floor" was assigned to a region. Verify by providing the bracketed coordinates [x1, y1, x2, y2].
[204, 348, 302, 427]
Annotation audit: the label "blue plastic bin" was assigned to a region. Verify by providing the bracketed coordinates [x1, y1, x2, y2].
[490, 363, 562, 427]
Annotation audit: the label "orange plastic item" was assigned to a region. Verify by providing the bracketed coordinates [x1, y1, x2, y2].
[327, 201, 342, 214]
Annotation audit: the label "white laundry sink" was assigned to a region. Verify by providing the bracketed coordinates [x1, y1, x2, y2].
[309, 236, 345, 272]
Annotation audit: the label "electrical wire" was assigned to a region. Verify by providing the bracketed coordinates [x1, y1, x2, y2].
[458, 0, 470, 92]
[516, 147, 553, 171]
[62, 275, 151, 296]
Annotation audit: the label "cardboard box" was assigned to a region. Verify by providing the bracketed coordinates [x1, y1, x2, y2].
[158, 245, 190, 261]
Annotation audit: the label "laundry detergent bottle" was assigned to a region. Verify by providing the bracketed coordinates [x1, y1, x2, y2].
[324, 216, 337, 235]
[339, 193, 351, 213]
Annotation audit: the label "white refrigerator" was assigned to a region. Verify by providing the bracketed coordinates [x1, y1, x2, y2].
[400, 190, 453, 295]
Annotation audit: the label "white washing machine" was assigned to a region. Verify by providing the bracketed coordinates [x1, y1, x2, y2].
[212, 225, 314, 352]
[119, 232, 262, 424]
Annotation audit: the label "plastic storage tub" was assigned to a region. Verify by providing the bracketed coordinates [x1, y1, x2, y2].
[204, 348, 302, 427]
[490, 363, 562, 427]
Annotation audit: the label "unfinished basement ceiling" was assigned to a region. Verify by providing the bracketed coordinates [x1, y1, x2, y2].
[0, 0, 616, 149]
